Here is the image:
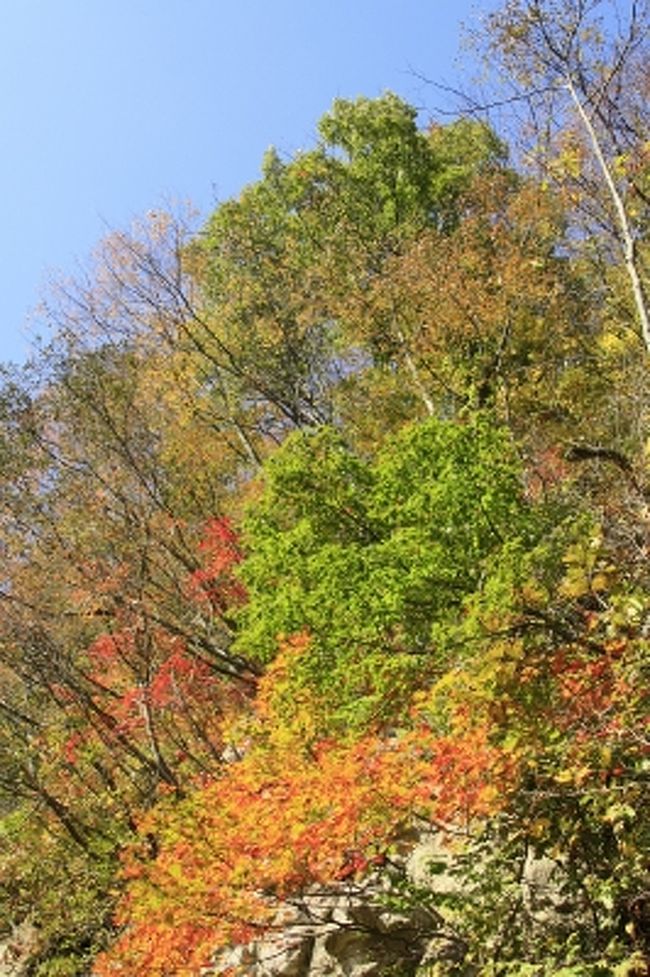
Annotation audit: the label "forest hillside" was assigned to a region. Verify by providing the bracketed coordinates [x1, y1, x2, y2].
[0, 2, 648, 975]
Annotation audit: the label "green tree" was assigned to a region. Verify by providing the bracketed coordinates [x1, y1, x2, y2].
[191, 95, 509, 431]
[235, 414, 541, 731]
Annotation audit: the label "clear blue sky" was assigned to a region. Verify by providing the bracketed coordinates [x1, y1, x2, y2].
[0, 0, 492, 365]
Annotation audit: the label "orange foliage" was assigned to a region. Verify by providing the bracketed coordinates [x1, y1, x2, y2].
[94, 655, 514, 977]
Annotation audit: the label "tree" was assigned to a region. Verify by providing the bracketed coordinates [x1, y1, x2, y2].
[484, 0, 650, 349]
[235, 414, 542, 732]
[0, 352, 258, 973]
[191, 95, 510, 432]
[2, 85, 648, 977]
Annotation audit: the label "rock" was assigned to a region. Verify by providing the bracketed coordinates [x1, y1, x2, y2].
[217, 931, 315, 977]
[0, 920, 41, 977]
[204, 830, 582, 977]
[207, 877, 435, 976]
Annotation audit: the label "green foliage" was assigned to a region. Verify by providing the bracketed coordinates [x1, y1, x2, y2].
[427, 118, 509, 220]
[0, 807, 120, 977]
[189, 94, 512, 440]
[317, 92, 438, 234]
[236, 414, 539, 730]
[0, 64, 648, 977]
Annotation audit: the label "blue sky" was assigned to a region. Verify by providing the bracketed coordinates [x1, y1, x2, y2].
[0, 0, 491, 365]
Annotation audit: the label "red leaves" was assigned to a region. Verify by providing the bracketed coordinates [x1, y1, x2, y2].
[187, 517, 247, 613]
[63, 732, 83, 766]
[148, 648, 214, 710]
[548, 644, 631, 735]
[88, 632, 129, 668]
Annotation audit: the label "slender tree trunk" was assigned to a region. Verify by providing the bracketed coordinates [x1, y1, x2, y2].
[566, 75, 650, 352]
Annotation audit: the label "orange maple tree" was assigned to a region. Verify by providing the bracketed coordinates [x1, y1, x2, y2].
[94, 636, 515, 977]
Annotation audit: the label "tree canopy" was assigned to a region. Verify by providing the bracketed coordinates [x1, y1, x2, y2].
[0, 5, 649, 975]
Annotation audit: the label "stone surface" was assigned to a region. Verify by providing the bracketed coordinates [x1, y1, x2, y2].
[206, 872, 437, 977]
[9, 833, 575, 977]
[203, 829, 585, 977]
[0, 920, 41, 977]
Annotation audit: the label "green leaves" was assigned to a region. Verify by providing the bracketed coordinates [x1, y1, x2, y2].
[235, 414, 534, 729]
[317, 93, 437, 234]
[0, 79, 647, 977]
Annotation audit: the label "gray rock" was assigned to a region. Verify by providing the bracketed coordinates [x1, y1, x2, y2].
[0, 920, 41, 977]
[202, 830, 580, 977]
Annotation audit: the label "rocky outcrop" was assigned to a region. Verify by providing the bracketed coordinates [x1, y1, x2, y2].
[204, 832, 471, 977]
[205, 879, 444, 977]
[2, 836, 576, 977]
[0, 920, 41, 977]
[203, 832, 575, 977]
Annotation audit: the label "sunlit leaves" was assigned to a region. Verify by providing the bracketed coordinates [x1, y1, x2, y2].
[235, 414, 534, 729]
[0, 79, 648, 977]
[95, 661, 513, 977]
